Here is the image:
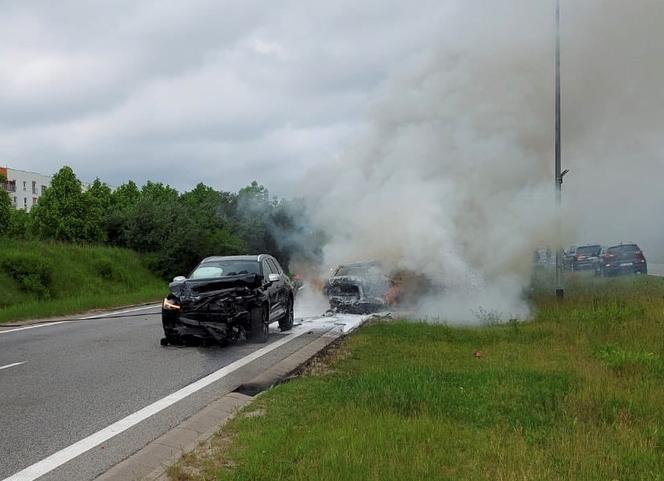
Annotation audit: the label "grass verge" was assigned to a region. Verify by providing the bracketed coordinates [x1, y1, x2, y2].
[0, 239, 166, 323]
[169, 275, 664, 481]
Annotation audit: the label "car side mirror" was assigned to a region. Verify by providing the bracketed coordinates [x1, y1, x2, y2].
[268, 273, 281, 283]
[173, 276, 186, 283]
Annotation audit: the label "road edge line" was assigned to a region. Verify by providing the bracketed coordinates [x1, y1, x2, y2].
[1, 327, 311, 481]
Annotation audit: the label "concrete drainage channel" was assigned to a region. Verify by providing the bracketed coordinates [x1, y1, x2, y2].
[94, 329, 343, 481]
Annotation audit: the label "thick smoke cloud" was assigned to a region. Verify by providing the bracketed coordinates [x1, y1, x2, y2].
[300, 1, 664, 322]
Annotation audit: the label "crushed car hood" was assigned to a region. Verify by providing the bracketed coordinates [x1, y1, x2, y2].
[169, 273, 265, 323]
[170, 273, 262, 298]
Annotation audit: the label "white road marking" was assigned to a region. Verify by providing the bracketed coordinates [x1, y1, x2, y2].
[77, 304, 160, 319]
[0, 362, 26, 371]
[0, 304, 161, 336]
[1, 326, 316, 481]
[0, 321, 72, 336]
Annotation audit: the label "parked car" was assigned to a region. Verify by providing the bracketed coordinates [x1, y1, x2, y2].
[564, 244, 602, 272]
[161, 255, 295, 346]
[533, 247, 553, 268]
[562, 246, 577, 270]
[600, 244, 647, 276]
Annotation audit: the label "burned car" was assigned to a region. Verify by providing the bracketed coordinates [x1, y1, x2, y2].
[161, 255, 294, 346]
[323, 261, 391, 314]
[323, 261, 434, 314]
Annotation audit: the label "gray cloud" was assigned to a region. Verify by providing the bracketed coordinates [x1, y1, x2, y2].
[0, 0, 444, 193]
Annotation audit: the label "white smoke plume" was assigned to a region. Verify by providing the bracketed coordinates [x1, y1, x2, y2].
[297, 1, 664, 323]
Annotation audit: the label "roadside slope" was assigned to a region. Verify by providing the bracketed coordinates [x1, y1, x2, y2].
[0, 239, 166, 323]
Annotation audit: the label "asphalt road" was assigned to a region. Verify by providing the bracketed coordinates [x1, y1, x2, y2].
[649, 263, 664, 276]
[0, 304, 342, 481]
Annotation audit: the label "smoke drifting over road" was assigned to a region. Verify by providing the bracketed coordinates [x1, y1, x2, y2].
[298, 1, 664, 322]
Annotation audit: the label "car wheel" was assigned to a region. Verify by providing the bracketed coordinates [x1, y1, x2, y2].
[249, 305, 269, 343]
[279, 299, 294, 332]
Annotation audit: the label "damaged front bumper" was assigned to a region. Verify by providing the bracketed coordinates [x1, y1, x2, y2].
[162, 309, 250, 343]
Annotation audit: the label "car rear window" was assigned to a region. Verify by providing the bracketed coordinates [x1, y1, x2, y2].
[577, 245, 601, 255]
[607, 244, 640, 254]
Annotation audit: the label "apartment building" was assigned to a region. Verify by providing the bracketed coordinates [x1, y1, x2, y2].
[0, 166, 52, 212]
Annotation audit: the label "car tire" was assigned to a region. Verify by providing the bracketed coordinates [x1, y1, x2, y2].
[249, 305, 269, 343]
[279, 299, 294, 332]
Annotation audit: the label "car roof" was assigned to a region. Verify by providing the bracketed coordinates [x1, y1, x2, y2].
[338, 260, 382, 268]
[607, 243, 639, 249]
[201, 255, 270, 263]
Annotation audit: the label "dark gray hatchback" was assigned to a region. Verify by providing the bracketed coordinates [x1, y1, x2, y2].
[600, 244, 647, 276]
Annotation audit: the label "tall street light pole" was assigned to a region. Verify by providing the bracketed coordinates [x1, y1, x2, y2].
[554, 0, 568, 300]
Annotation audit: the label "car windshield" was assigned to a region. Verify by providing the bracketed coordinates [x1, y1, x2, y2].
[577, 245, 601, 255]
[607, 245, 639, 254]
[190, 260, 260, 279]
[335, 263, 384, 278]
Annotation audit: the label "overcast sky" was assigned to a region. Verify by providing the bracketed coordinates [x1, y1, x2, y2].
[0, 0, 447, 194]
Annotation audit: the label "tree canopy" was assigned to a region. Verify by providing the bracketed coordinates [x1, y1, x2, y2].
[2, 166, 317, 279]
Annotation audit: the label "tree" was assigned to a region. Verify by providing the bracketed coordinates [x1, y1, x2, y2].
[6, 209, 33, 239]
[0, 174, 11, 236]
[83, 178, 112, 242]
[234, 181, 275, 255]
[0, 173, 11, 236]
[111, 181, 141, 210]
[141, 181, 178, 203]
[31, 166, 89, 242]
[105, 181, 141, 246]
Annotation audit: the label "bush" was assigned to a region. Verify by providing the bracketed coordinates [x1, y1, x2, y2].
[93, 259, 125, 282]
[0, 254, 54, 299]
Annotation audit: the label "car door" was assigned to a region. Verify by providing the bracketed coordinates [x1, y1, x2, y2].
[267, 258, 286, 320]
[261, 259, 280, 321]
[273, 258, 293, 314]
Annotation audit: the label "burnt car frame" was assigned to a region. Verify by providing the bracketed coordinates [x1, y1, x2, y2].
[161, 255, 294, 346]
[323, 261, 391, 314]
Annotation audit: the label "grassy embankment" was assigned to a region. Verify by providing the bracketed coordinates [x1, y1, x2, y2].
[0, 239, 166, 323]
[169, 274, 664, 481]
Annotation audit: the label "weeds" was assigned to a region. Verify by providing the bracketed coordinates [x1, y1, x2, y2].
[0, 239, 166, 322]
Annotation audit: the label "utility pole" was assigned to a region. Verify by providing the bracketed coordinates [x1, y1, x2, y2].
[554, 0, 568, 301]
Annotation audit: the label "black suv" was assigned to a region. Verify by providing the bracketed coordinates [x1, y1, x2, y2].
[161, 255, 294, 346]
[564, 244, 602, 272]
[600, 244, 648, 276]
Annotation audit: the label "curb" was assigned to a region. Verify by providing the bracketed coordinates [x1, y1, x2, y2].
[94, 393, 252, 481]
[93, 329, 343, 481]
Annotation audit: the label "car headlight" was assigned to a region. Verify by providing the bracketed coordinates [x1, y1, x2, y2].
[163, 297, 181, 310]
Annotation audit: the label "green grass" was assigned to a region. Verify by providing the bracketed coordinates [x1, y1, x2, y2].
[169, 275, 664, 481]
[0, 239, 166, 323]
